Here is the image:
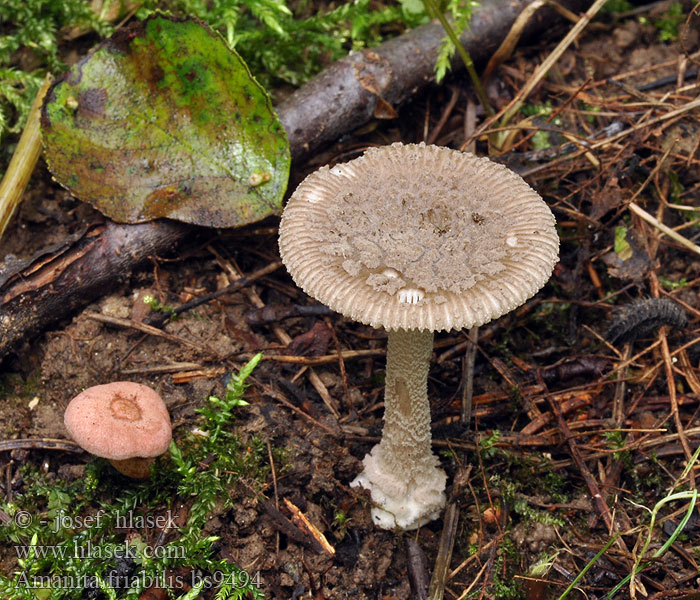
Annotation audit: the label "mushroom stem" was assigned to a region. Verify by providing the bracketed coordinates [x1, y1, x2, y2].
[351, 328, 446, 529]
[381, 329, 436, 470]
[108, 457, 155, 479]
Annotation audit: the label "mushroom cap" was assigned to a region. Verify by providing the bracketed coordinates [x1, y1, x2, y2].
[279, 142, 559, 331]
[64, 382, 172, 461]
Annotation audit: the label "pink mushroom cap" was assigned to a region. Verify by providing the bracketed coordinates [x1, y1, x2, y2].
[64, 382, 172, 460]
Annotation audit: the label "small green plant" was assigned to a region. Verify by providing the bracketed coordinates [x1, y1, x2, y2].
[486, 451, 569, 507]
[614, 225, 633, 261]
[603, 430, 632, 466]
[530, 130, 553, 152]
[582, 102, 602, 124]
[658, 275, 688, 291]
[331, 508, 352, 541]
[537, 459, 568, 504]
[601, 0, 632, 13]
[172, 353, 271, 531]
[666, 172, 700, 228]
[426, 0, 479, 83]
[0, 354, 270, 599]
[528, 551, 559, 578]
[418, 0, 492, 116]
[478, 430, 502, 460]
[142, 294, 178, 319]
[499, 480, 565, 527]
[654, 1, 684, 42]
[512, 497, 565, 527]
[521, 102, 562, 151]
[668, 170, 684, 201]
[627, 452, 663, 503]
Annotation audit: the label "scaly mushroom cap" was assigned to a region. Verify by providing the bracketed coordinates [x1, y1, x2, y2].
[64, 382, 172, 461]
[279, 142, 559, 331]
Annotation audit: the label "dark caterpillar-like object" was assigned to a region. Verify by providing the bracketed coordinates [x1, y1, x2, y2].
[606, 298, 689, 344]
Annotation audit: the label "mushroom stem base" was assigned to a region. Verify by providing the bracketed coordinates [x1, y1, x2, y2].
[109, 457, 154, 479]
[351, 445, 446, 530]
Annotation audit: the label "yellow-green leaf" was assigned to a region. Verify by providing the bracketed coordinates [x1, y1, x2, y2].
[41, 16, 290, 227]
[614, 226, 633, 261]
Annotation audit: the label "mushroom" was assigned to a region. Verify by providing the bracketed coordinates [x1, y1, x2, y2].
[64, 382, 172, 479]
[278, 142, 559, 529]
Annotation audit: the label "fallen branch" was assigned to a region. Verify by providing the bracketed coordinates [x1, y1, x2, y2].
[0, 220, 188, 359]
[279, 0, 591, 160]
[0, 0, 591, 361]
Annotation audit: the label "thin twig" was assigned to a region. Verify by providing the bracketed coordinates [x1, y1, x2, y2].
[427, 86, 460, 145]
[455, 560, 490, 600]
[283, 497, 336, 557]
[325, 316, 352, 410]
[461, 326, 479, 424]
[613, 344, 631, 426]
[545, 387, 628, 553]
[237, 348, 385, 365]
[628, 202, 700, 258]
[0, 438, 83, 453]
[658, 325, 696, 487]
[146, 260, 283, 327]
[84, 311, 211, 353]
[261, 383, 339, 436]
[267, 439, 280, 554]
[428, 502, 460, 600]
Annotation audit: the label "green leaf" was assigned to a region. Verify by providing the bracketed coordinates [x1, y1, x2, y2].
[398, 0, 428, 18]
[41, 15, 290, 227]
[614, 226, 633, 261]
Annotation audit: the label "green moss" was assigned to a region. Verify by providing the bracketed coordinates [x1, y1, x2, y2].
[601, 0, 632, 13]
[0, 0, 112, 154]
[654, 1, 684, 42]
[136, 0, 408, 89]
[489, 538, 523, 599]
[604, 430, 632, 467]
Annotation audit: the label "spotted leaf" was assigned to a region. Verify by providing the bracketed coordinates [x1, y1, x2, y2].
[41, 16, 290, 227]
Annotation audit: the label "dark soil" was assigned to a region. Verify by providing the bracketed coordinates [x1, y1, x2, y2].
[2, 5, 700, 600]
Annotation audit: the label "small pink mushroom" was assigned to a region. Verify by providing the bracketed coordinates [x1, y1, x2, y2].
[64, 382, 172, 478]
